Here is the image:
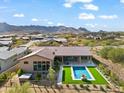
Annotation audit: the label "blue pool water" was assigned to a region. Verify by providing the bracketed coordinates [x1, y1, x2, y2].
[73, 66, 92, 80]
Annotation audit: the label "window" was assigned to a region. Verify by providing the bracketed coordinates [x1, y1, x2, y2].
[24, 61, 28, 64]
[46, 64, 50, 70]
[38, 62, 42, 71]
[33, 61, 50, 71]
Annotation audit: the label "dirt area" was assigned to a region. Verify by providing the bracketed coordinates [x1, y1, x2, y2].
[0, 85, 120, 93]
[0, 80, 122, 93]
[93, 53, 124, 81]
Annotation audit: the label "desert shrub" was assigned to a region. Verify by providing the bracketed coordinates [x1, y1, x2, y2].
[0, 73, 7, 80]
[17, 69, 24, 76]
[99, 47, 112, 59]
[108, 48, 124, 63]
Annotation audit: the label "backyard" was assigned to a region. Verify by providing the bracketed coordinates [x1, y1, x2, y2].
[62, 66, 108, 84]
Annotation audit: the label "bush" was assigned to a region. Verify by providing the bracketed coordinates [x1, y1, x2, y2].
[80, 84, 84, 88]
[0, 72, 16, 81]
[5, 72, 12, 79]
[99, 47, 112, 59]
[53, 60, 60, 72]
[100, 86, 106, 92]
[106, 85, 111, 89]
[100, 47, 124, 63]
[17, 69, 24, 76]
[108, 48, 124, 63]
[0, 73, 7, 80]
[35, 73, 41, 80]
[10, 72, 16, 77]
[48, 67, 55, 84]
[93, 84, 98, 88]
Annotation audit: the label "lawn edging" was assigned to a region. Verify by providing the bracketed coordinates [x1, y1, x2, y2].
[95, 68, 111, 85]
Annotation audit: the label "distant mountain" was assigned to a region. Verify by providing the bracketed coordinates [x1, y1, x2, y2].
[78, 27, 90, 32]
[0, 23, 90, 34]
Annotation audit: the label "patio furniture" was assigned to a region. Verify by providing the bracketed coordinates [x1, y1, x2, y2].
[19, 73, 32, 81]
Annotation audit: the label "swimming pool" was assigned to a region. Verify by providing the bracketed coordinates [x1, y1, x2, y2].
[71, 66, 95, 80]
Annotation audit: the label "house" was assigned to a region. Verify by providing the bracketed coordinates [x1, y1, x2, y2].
[53, 38, 67, 43]
[0, 37, 12, 46]
[0, 47, 28, 72]
[18, 47, 93, 77]
[0, 46, 9, 52]
[0, 40, 12, 46]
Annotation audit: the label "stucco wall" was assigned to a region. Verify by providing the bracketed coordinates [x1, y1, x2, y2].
[18, 55, 52, 72]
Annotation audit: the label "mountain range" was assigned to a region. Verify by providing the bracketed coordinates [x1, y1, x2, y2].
[0, 23, 90, 34]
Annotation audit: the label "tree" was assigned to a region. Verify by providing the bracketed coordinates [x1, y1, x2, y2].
[17, 69, 24, 76]
[12, 36, 16, 44]
[54, 60, 60, 72]
[35, 73, 41, 80]
[48, 67, 55, 85]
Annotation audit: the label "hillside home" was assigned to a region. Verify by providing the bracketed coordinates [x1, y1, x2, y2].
[18, 47, 93, 77]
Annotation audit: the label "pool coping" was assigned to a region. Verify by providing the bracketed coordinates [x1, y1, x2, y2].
[71, 66, 95, 81]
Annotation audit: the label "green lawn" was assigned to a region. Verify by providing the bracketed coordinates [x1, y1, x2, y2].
[62, 66, 108, 84]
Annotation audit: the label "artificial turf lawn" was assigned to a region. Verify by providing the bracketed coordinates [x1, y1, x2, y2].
[62, 66, 108, 84]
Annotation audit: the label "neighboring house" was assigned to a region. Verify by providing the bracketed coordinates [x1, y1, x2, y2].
[18, 47, 93, 76]
[86, 35, 102, 40]
[0, 37, 12, 41]
[0, 37, 12, 46]
[0, 40, 12, 46]
[31, 35, 44, 40]
[0, 47, 28, 72]
[0, 46, 9, 52]
[53, 38, 67, 43]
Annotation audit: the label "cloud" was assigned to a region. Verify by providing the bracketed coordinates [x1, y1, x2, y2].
[0, 6, 8, 9]
[32, 18, 38, 22]
[120, 0, 124, 3]
[48, 21, 53, 25]
[99, 15, 118, 19]
[82, 4, 99, 11]
[57, 23, 64, 26]
[13, 13, 25, 18]
[79, 13, 95, 20]
[63, 0, 93, 8]
[63, 3, 72, 8]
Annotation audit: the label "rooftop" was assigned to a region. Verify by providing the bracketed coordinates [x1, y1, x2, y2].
[0, 40, 12, 45]
[0, 47, 27, 60]
[20, 46, 92, 60]
[0, 46, 9, 52]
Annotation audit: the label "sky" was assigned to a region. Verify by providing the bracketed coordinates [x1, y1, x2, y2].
[0, 0, 124, 31]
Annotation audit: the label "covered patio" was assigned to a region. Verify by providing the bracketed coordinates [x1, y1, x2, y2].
[54, 56, 95, 66]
